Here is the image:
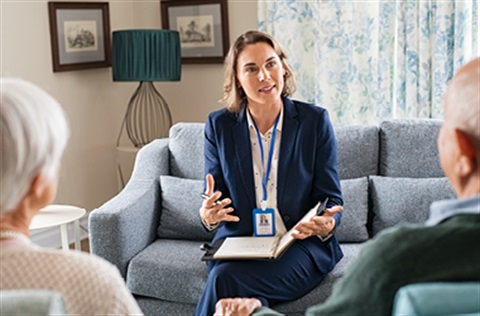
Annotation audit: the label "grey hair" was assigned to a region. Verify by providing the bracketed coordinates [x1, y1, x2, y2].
[444, 58, 480, 150]
[0, 78, 70, 213]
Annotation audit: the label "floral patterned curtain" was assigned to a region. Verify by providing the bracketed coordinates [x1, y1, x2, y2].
[258, 1, 479, 126]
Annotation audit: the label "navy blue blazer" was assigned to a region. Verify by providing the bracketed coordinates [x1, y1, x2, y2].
[204, 98, 344, 273]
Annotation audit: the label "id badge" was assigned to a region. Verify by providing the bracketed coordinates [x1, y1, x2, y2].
[253, 208, 275, 237]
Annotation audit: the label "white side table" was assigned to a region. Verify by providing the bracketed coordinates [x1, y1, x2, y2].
[30, 205, 86, 251]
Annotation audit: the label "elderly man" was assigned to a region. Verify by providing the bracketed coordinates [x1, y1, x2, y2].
[215, 58, 480, 316]
[0, 78, 143, 315]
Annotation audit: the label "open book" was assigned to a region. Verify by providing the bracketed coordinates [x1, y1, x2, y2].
[202, 199, 328, 261]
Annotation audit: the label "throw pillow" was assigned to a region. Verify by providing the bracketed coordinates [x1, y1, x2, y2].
[370, 176, 455, 236]
[335, 177, 369, 242]
[158, 176, 370, 242]
[158, 176, 214, 241]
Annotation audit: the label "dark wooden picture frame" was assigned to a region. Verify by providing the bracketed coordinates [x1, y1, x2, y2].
[161, 0, 229, 64]
[48, 2, 111, 72]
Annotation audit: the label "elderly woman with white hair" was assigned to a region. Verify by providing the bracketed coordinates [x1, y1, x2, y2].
[0, 78, 143, 315]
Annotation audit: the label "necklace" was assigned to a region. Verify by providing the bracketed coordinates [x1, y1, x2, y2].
[0, 230, 30, 243]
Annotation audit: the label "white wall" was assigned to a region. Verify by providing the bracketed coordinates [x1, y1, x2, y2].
[1, 0, 258, 215]
[162, 0, 259, 124]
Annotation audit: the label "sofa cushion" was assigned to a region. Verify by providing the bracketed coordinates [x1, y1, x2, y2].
[379, 119, 444, 178]
[128, 241, 363, 313]
[169, 123, 205, 180]
[335, 125, 379, 179]
[336, 177, 369, 242]
[159, 175, 369, 242]
[370, 176, 455, 236]
[127, 239, 208, 304]
[158, 176, 214, 241]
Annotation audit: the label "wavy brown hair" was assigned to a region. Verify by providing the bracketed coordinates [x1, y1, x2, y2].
[221, 30, 296, 113]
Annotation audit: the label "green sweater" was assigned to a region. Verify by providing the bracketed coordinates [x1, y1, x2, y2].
[255, 214, 480, 316]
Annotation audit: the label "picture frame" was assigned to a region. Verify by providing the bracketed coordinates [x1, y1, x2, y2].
[48, 2, 111, 72]
[161, 0, 229, 64]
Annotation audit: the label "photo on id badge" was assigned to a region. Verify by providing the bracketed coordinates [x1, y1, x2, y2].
[253, 208, 275, 236]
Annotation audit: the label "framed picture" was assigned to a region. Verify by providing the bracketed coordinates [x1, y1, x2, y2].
[48, 2, 111, 72]
[161, 0, 229, 64]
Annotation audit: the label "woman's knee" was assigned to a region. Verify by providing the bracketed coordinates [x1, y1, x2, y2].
[209, 263, 238, 285]
[208, 263, 252, 297]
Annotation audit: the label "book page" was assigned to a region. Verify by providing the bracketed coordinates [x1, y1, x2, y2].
[274, 202, 320, 258]
[214, 236, 278, 259]
[211, 201, 323, 260]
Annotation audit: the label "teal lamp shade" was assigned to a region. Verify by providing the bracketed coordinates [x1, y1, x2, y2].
[112, 29, 181, 148]
[112, 29, 181, 82]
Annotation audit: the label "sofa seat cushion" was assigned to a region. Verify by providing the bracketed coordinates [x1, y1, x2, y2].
[127, 239, 208, 305]
[274, 243, 363, 314]
[158, 176, 214, 241]
[336, 177, 369, 242]
[127, 241, 363, 310]
[370, 176, 455, 236]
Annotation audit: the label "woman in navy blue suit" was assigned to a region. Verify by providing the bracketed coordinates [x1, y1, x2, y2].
[196, 30, 343, 316]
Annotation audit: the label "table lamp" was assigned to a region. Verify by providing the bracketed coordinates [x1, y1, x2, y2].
[112, 29, 181, 148]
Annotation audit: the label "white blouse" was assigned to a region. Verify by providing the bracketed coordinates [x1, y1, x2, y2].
[246, 108, 287, 236]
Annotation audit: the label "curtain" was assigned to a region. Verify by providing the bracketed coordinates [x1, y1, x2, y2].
[258, 0, 479, 126]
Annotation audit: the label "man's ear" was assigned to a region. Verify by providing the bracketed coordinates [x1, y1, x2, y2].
[454, 129, 477, 176]
[27, 173, 44, 200]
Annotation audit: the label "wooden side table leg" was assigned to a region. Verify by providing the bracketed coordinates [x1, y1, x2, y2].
[60, 224, 69, 250]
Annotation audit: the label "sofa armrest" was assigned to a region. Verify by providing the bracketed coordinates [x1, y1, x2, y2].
[393, 282, 480, 316]
[89, 139, 169, 278]
[253, 307, 284, 316]
[0, 290, 66, 316]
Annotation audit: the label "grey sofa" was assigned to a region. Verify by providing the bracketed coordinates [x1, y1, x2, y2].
[89, 118, 455, 315]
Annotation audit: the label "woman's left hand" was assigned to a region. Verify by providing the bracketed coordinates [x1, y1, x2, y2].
[291, 205, 343, 240]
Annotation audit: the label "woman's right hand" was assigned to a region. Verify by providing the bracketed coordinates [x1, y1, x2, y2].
[200, 174, 239, 226]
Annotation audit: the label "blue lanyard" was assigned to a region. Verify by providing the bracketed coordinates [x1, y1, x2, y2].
[252, 114, 281, 203]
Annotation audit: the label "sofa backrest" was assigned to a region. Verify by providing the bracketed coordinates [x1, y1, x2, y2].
[162, 118, 450, 241]
[379, 119, 444, 178]
[335, 125, 379, 180]
[370, 118, 453, 236]
[167, 119, 444, 180]
[168, 122, 381, 181]
[169, 123, 205, 180]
